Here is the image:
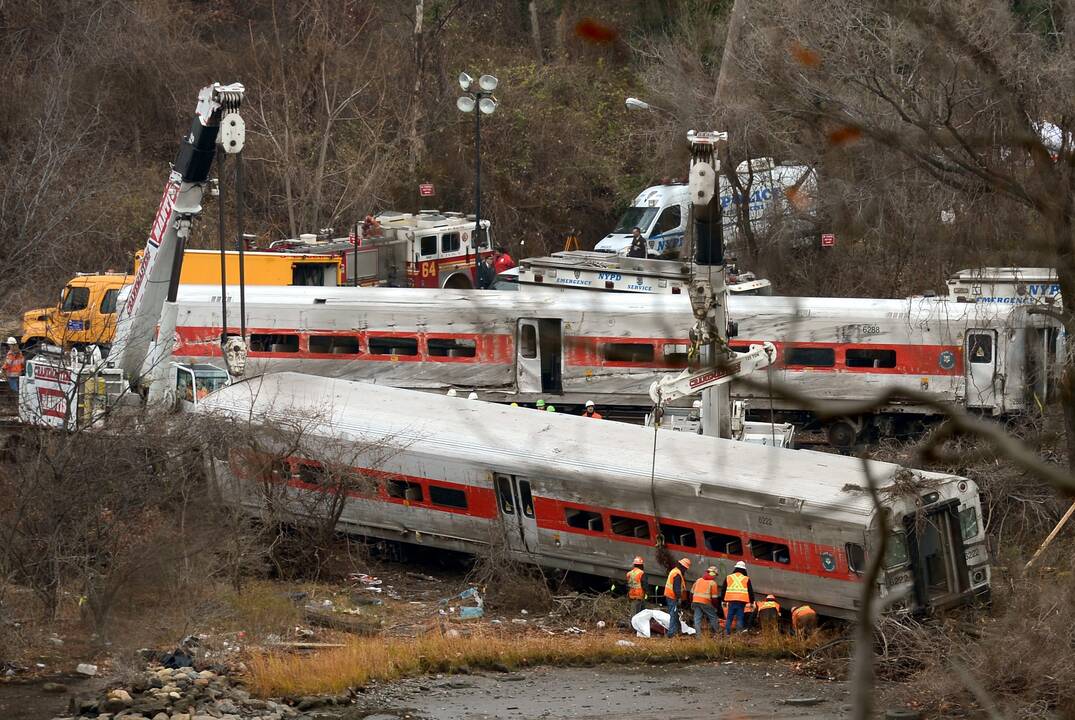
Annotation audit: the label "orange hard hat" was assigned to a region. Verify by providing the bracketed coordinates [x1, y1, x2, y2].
[632, 556, 644, 565]
[679, 558, 692, 568]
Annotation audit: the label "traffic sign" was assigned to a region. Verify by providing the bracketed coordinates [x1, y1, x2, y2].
[821, 233, 835, 247]
[419, 183, 435, 197]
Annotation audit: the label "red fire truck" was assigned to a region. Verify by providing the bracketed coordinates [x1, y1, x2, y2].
[268, 211, 494, 289]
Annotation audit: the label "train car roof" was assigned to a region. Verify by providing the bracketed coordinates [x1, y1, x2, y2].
[172, 284, 1025, 322]
[198, 372, 963, 528]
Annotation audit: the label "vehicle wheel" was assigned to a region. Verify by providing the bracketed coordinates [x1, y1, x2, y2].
[442, 273, 474, 290]
[826, 420, 858, 450]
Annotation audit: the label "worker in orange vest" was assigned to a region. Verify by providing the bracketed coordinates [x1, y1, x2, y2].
[720, 560, 755, 635]
[625, 556, 646, 619]
[791, 604, 818, 636]
[757, 594, 781, 633]
[690, 566, 721, 637]
[3, 338, 24, 393]
[582, 400, 603, 419]
[663, 557, 691, 637]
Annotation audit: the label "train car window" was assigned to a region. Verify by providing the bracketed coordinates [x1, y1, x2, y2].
[269, 458, 292, 483]
[250, 333, 299, 352]
[386, 479, 424, 502]
[749, 539, 791, 564]
[728, 343, 750, 353]
[565, 508, 603, 532]
[441, 232, 461, 254]
[429, 484, 468, 509]
[520, 325, 537, 359]
[368, 336, 419, 356]
[296, 462, 327, 486]
[420, 235, 437, 256]
[703, 531, 742, 555]
[661, 344, 690, 368]
[845, 348, 896, 368]
[517, 480, 535, 518]
[610, 515, 650, 539]
[959, 507, 979, 540]
[968, 333, 992, 364]
[885, 533, 910, 568]
[495, 475, 515, 514]
[845, 543, 866, 574]
[602, 343, 655, 363]
[428, 338, 477, 358]
[309, 335, 361, 355]
[659, 522, 697, 548]
[784, 346, 835, 367]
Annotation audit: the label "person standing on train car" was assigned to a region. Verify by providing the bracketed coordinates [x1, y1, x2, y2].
[720, 560, 754, 635]
[626, 556, 646, 619]
[582, 400, 603, 419]
[663, 557, 691, 637]
[791, 604, 818, 636]
[690, 566, 721, 636]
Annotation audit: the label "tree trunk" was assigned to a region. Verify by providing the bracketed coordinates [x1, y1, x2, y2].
[529, 1, 544, 66]
[408, 0, 425, 177]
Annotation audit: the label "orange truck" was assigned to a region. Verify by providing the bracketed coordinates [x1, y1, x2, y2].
[21, 249, 341, 350]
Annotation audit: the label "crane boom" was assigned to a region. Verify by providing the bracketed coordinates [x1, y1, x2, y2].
[110, 82, 244, 386]
[648, 342, 776, 405]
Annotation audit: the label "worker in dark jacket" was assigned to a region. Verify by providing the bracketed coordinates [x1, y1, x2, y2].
[662, 557, 691, 637]
[720, 560, 755, 634]
[627, 227, 648, 258]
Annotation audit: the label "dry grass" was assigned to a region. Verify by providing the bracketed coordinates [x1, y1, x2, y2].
[245, 628, 824, 697]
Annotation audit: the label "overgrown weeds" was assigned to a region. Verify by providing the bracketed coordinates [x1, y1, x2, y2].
[245, 628, 824, 697]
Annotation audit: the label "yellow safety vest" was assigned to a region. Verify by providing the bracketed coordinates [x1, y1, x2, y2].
[724, 572, 751, 603]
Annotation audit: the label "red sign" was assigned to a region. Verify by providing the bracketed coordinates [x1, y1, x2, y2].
[821, 233, 836, 247]
[419, 183, 435, 197]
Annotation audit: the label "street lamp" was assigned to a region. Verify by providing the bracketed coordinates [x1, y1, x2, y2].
[457, 72, 500, 288]
[625, 96, 674, 116]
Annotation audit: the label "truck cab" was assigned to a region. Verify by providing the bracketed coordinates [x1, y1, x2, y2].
[21, 273, 130, 352]
[595, 184, 688, 257]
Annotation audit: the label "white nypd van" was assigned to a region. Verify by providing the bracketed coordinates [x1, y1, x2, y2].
[594, 184, 688, 257]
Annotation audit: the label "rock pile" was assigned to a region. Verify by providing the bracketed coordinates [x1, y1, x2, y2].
[52, 666, 348, 720]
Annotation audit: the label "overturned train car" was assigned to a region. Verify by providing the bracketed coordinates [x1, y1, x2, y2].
[200, 373, 990, 619]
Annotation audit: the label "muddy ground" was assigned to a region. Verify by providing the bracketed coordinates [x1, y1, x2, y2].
[343, 660, 851, 720]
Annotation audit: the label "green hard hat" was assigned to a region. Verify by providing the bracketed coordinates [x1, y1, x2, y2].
[547, 406, 557, 412]
[536, 399, 546, 407]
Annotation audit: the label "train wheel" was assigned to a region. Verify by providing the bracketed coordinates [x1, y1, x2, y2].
[826, 419, 860, 450]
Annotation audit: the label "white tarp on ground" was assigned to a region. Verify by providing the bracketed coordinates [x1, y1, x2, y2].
[630, 609, 696, 638]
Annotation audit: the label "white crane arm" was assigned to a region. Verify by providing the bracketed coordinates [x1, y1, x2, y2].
[648, 342, 776, 405]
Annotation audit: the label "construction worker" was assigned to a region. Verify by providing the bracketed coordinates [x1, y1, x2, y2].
[757, 594, 781, 633]
[663, 558, 691, 638]
[626, 557, 646, 619]
[690, 566, 721, 637]
[3, 338, 24, 393]
[535, 399, 546, 410]
[446, 388, 458, 397]
[720, 560, 755, 635]
[627, 227, 647, 258]
[467, 392, 479, 400]
[791, 604, 818, 636]
[493, 245, 516, 274]
[582, 400, 603, 419]
[546, 404, 557, 412]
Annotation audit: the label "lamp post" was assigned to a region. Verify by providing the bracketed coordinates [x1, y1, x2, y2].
[457, 72, 500, 288]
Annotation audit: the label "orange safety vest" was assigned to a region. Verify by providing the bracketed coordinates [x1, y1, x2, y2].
[4, 352, 24, 376]
[758, 599, 781, 613]
[691, 577, 718, 604]
[664, 567, 685, 600]
[626, 567, 645, 600]
[792, 605, 817, 630]
[584, 411, 604, 419]
[724, 572, 751, 603]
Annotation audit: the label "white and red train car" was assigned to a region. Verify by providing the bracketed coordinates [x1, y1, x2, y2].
[152, 286, 1061, 440]
[200, 372, 990, 619]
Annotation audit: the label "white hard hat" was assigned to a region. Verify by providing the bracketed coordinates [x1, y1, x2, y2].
[446, 389, 458, 397]
[467, 392, 478, 400]
[585, 400, 595, 408]
[692, 400, 702, 408]
[734, 561, 747, 571]
[5, 337, 16, 345]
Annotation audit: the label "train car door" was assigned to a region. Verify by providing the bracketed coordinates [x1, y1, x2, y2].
[494, 473, 539, 553]
[964, 329, 999, 409]
[516, 319, 563, 394]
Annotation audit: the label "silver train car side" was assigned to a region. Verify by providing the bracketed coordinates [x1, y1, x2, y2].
[156, 286, 1061, 437]
[200, 373, 990, 619]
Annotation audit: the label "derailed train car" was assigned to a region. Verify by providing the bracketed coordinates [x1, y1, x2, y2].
[156, 285, 1061, 440]
[200, 372, 991, 619]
